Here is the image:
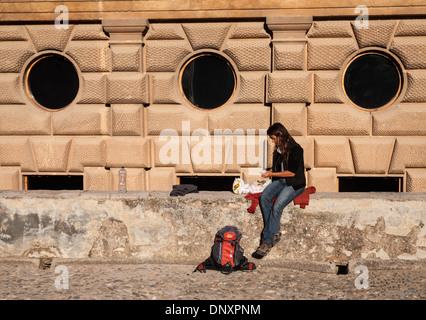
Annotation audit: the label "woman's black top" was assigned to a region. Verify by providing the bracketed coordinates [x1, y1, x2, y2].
[271, 141, 306, 190]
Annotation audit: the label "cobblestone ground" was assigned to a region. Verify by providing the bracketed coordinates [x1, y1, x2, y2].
[0, 260, 424, 301]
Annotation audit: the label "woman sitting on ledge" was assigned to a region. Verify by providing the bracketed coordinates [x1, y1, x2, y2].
[252, 122, 306, 259]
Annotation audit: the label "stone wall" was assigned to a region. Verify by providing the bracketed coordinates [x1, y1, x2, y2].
[0, 191, 424, 264]
[0, 17, 425, 192]
[1, 0, 425, 20]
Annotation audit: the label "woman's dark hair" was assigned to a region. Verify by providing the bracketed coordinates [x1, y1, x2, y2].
[267, 122, 296, 163]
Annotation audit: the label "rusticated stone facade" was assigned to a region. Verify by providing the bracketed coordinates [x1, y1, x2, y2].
[0, 16, 425, 192]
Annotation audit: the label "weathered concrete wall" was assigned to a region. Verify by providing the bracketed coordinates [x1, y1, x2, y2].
[0, 191, 424, 265]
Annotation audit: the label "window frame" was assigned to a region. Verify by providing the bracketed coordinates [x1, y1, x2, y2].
[178, 52, 237, 111]
[342, 51, 403, 112]
[23, 53, 80, 112]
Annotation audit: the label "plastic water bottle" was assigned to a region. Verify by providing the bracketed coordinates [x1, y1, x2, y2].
[118, 166, 127, 193]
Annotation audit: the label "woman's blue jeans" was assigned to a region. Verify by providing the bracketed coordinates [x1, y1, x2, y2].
[259, 179, 305, 245]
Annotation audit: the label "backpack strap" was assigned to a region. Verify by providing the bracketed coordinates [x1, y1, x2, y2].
[235, 256, 256, 271]
[193, 256, 216, 273]
[239, 261, 256, 271]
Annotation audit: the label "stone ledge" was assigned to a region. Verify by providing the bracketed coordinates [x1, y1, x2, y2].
[1, 190, 425, 201]
[0, 191, 425, 264]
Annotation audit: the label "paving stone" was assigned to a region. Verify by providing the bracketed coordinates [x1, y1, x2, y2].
[0, 260, 424, 301]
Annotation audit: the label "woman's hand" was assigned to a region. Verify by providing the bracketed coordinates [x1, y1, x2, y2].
[261, 170, 272, 178]
[261, 170, 295, 179]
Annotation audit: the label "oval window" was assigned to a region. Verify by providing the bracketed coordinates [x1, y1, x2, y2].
[25, 54, 79, 111]
[343, 52, 402, 110]
[180, 53, 236, 110]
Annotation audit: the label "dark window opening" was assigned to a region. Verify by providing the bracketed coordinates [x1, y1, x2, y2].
[25, 175, 83, 190]
[179, 176, 238, 192]
[180, 53, 236, 110]
[336, 264, 349, 275]
[343, 52, 402, 110]
[25, 54, 79, 111]
[338, 177, 401, 192]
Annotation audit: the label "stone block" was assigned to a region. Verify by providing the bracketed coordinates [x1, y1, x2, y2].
[307, 21, 353, 38]
[65, 40, 111, 72]
[207, 105, 270, 136]
[0, 41, 35, 73]
[395, 20, 426, 37]
[77, 73, 107, 104]
[152, 136, 193, 173]
[182, 23, 231, 50]
[106, 73, 149, 104]
[31, 138, 73, 172]
[388, 138, 426, 174]
[111, 45, 141, 72]
[111, 168, 146, 191]
[314, 137, 354, 174]
[112, 104, 144, 136]
[0, 167, 20, 190]
[267, 72, 312, 103]
[351, 20, 396, 48]
[0, 137, 37, 172]
[307, 168, 337, 192]
[145, 40, 192, 72]
[307, 38, 358, 70]
[307, 104, 371, 136]
[402, 72, 426, 103]
[235, 72, 266, 104]
[148, 168, 177, 191]
[26, 25, 72, 52]
[145, 24, 186, 40]
[152, 73, 180, 105]
[241, 168, 263, 184]
[273, 43, 305, 70]
[272, 104, 306, 136]
[52, 105, 111, 135]
[0, 74, 25, 104]
[222, 135, 266, 173]
[0, 105, 51, 135]
[372, 104, 426, 136]
[72, 25, 109, 40]
[229, 22, 270, 39]
[222, 38, 271, 71]
[294, 137, 314, 170]
[389, 37, 426, 70]
[105, 137, 151, 168]
[190, 136, 226, 173]
[0, 26, 28, 41]
[314, 72, 345, 103]
[83, 167, 110, 191]
[406, 169, 426, 192]
[68, 138, 106, 172]
[349, 138, 395, 174]
[147, 105, 207, 136]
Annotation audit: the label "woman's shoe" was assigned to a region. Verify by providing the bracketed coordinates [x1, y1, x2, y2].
[252, 241, 272, 259]
[272, 232, 282, 247]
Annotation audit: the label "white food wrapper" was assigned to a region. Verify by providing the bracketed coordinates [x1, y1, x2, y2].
[233, 177, 271, 194]
[232, 177, 250, 194]
[248, 179, 271, 193]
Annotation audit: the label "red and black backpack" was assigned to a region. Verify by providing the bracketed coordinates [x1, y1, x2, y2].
[194, 226, 256, 274]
